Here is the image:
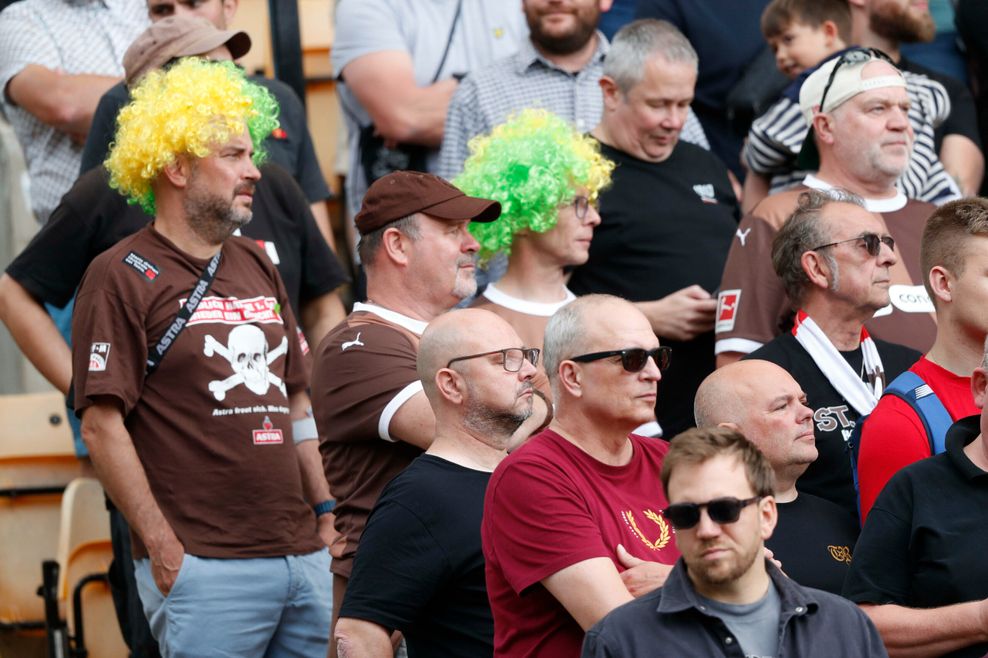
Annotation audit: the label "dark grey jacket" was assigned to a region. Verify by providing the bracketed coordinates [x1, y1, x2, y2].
[583, 558, 887, 657]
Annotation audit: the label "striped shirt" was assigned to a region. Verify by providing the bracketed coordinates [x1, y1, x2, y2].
[743, 71, 960, 205]
[437, 34, 709, 181]
[0, 0, 147, 224]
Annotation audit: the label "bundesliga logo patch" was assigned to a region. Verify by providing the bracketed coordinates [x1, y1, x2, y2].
[715, 290, 741, 333]
[122, 251, 160, 281]
[253, 416, 284, 445]
[88, 342, 111, 372]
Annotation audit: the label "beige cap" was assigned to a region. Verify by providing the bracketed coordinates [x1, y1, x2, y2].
[796, 49, 906, 169]
[123, 16, 251, 88]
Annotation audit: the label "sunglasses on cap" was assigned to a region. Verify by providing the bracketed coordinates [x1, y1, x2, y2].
[662, 496, 762, 530]
[811, 232, 895, 257]
[570, 346, 672, 373]
[819, 47, 896, 112]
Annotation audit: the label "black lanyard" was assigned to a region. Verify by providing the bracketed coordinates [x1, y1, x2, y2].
[145, 251, 221, 375]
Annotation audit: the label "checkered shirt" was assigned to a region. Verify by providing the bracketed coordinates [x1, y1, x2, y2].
[0, 0, 148, 223]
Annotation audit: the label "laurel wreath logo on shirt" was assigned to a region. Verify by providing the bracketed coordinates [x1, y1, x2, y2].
[622, 509, 671, 551]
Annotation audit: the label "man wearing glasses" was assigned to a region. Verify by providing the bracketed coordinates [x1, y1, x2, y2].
[745, 189, 920, 517]
[334, 309, 538, 657]
[717, 48, 938, 366]
[312, 171, 549, 653]
[483, 294, 680, 657]
[454, 108, 614, 398]
[583, 427, 887, 657]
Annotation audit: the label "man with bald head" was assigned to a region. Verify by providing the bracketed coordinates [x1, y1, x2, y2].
[745, 189, 919, 517]
[717, 50, 938, 364]
[695, 359, 860, 594]
[483, 294, 679, 657]
[334, 309, 537, 658]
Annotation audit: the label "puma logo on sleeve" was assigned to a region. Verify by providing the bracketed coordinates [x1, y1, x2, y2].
[341, 332, 364, 351]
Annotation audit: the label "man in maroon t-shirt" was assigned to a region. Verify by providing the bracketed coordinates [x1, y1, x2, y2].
[483, 294, 680, 657]
[72, 60, 333, 656]
[858, 198, 988, 520]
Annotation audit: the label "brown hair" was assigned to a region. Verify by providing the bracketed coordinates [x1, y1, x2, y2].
[920, 197, 988, 302]
[661, 427, 776, 499]
[761, 0, 852, 43]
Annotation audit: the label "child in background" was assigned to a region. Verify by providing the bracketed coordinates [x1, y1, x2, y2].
[762, 0, 850, 80]
[740, 0, 957, 212]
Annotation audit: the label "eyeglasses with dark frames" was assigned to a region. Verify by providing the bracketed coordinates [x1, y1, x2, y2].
[446, 347, 541, 373]
[818, 47, 896, 113]
[811, 233, 895, 257]
[570, 346, 672, 373]
[662, 496, 762, 530]
[572, 195, 592, 220]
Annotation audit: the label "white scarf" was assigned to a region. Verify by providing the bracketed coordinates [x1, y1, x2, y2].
[791, 310, 885, 416]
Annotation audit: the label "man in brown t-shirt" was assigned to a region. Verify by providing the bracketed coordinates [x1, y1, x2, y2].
[72, 60, 333, 656]
[312, 171, 551, 653]
[717, 52, 937, 366]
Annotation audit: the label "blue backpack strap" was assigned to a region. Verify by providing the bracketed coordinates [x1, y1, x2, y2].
[880, 371, 952, 455]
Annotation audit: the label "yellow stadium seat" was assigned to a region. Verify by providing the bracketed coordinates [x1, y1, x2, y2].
[0, 391, 81, 628]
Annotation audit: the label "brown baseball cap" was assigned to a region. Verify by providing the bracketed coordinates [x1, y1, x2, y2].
[123, 16, 252, 88]
[355, 171, 501, 235]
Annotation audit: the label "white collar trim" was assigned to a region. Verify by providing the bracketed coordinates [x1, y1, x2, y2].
[802, 174, 907, 212]
[353, 302, 428, 336]
[482, 284, 576, 317]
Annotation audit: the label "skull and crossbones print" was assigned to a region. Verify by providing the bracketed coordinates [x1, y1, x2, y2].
[203, 324, 288, 400]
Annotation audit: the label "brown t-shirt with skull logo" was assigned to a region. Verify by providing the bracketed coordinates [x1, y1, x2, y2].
[72, 225, 321, 560]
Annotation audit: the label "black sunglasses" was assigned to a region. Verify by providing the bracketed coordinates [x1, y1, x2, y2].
[818, 47, 896, 112]
[446, 347, 540, 372]
[662, 496, 762, 531]
[570, 346, 671, 373]
[811, 233, 895, 257]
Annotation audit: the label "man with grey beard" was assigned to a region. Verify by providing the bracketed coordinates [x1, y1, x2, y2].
[849, 0, 983, 195]
[334, 308, 539, 658]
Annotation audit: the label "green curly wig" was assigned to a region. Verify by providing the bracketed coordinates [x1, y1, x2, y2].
[453, 109, 614, 261]
[105, 58, 280, 215]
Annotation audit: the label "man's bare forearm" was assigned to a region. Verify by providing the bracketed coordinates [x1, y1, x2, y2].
[334, 618, 393, 658]
[0, 274, 72, 393]
[860, 601, 988, 657]
[81, 403, 177, 553]
[8, 65, 120, 136]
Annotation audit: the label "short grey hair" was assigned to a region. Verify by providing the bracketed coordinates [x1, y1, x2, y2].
[771, 189, 865, 305]
[543, 294, 623, 390]
[357, 214, 420, 266]
[604, 19, 698, 93]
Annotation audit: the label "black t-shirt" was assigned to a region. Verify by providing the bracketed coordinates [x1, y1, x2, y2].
[80, 76, 332, 203]
[766, 492, 859, 595]
[747, 334, 920, 515]
[340, 454, 493, 658]
[569, 140, 739, 437]
[899, 56, 982, 152]
[844, 416, 988, 658]
[5, 164, 346, 316]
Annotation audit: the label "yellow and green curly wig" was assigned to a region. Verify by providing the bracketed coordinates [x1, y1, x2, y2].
[453, 109, 614, 261]
[105, 58, 280, 215]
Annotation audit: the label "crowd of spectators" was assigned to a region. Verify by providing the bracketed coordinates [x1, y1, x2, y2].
[3, 0, 988, 656]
